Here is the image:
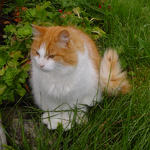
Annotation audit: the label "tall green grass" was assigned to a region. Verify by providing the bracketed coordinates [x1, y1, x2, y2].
[2, 0, 150, 149]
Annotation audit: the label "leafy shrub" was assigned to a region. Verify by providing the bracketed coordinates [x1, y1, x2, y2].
[0, 1, 105, 104]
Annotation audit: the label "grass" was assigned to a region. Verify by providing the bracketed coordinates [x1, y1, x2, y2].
[1, 0, 150, 149]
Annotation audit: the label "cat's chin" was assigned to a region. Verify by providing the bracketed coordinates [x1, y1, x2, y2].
[37, 66, 53, 72]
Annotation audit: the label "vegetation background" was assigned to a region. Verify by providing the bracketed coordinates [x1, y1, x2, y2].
[0, 0, 150, 149]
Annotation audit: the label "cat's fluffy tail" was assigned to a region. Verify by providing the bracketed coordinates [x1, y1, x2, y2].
[100, 49, 130, 95]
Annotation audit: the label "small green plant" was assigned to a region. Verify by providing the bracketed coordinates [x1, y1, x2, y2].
[0, 48, 29, 104]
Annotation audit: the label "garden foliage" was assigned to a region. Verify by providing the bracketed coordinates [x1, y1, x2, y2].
[0, 1, 105, 104]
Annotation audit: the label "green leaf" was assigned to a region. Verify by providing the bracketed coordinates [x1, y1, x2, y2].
[57, 122, 64, 132]
[2, 68, 20, 86]
[3, 35, 7, 38]
[61, 0, 68, 8]
[9, 51, 24, 67]
[22, 63, 31, 71]
[18, 78, 25, 83]
[73, 7, 81, 18]
[15, 87, 26, 97]
[0, 67, 5, 76]
[10, 28, 16, 33]
[128, 71, 136, 76]
[90, 18, 102, 21]
[138, 38, 144, 50]
[10, 51, 23, 58]
[7, 60, 16, 68]
[17, 25, 32, 39]
[0, 49, 10, 68]
[36, 5, 41, 11]
[15, 0, 25, 6]
[47, 12, 54, 19]
[17, 69, 28, 83]
[92, 27, 106, 37]
[40, 1, 51, 11]
[28, 8, 38, 18]
[120, 58, 128, 68]
[0, 86, 14, 102]
[0, 85, 7, 95]
[4, 24, 15, 34]
[92, 34, 100, 40]
[37, 10, 47, 22]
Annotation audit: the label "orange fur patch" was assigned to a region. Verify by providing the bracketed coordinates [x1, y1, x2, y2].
[100, 49, 131, 95]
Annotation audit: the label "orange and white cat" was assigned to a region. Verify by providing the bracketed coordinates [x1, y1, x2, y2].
[30, 25, 130, 130]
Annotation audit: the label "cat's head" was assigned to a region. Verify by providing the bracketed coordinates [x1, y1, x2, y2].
[30, 25, 84, 74]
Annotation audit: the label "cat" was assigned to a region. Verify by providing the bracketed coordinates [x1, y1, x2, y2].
[30, 25, 130, 130]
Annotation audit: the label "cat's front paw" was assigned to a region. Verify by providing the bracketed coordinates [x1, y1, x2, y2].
[42, 112, 72, 130]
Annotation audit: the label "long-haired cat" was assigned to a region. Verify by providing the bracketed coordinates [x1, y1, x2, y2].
[30, 25, 130, 130]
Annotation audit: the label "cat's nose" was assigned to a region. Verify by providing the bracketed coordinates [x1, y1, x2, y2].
[39, 64, 45, 68]
[38, 61, 45, 68]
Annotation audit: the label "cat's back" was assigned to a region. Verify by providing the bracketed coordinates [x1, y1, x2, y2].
[68, 27, 101, 72]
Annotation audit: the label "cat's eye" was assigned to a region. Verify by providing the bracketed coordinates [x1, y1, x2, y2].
[48, 55, 56, 59]
[36, 51, 40, 56]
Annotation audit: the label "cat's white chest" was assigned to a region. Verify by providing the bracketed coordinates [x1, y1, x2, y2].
[32, 64, 94, 100]
[39, 71, 78, 98]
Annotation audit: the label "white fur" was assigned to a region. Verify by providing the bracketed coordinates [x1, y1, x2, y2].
[31, 43, 102, 130]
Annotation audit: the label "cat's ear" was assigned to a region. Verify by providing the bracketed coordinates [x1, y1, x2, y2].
[32, 24, 47, 37]
[57, 30, 70, 46]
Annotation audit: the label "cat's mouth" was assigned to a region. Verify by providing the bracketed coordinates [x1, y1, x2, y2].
[37, 65, 58, 73]
[37, 65, 50, 72]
